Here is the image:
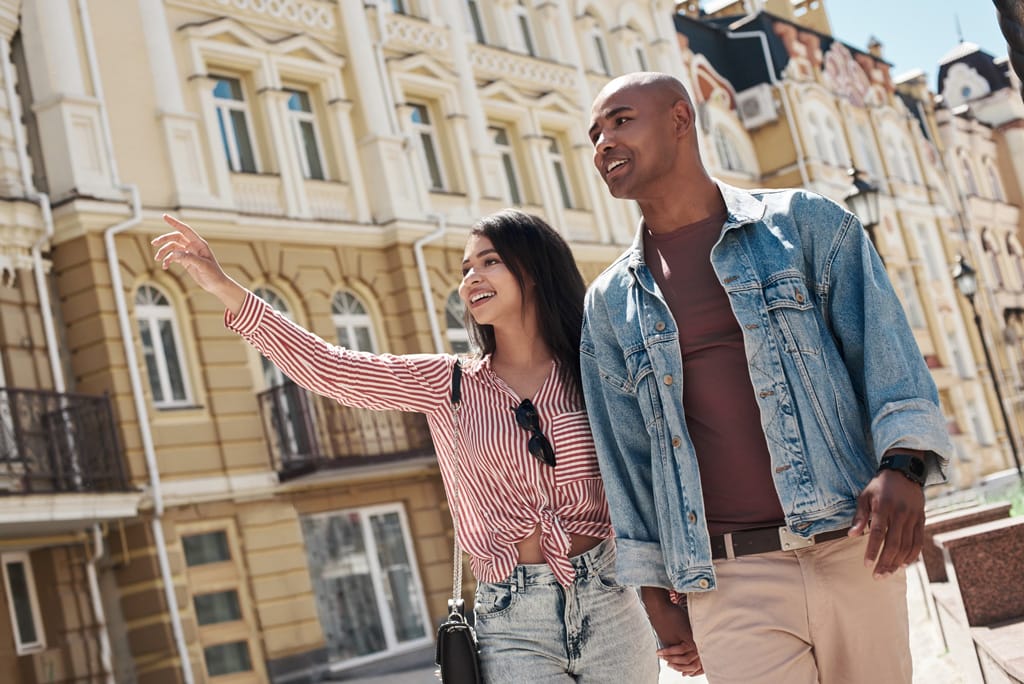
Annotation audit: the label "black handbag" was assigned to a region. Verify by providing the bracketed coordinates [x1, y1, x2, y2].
[435, 360, 483, 683]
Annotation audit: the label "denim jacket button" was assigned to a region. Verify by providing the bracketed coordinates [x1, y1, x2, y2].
[698, 578, 710, 589]
[663, 375, 674, 385]
[686, 512, 697, 524]
[672, 437, 682, 448]
[655, 321, 666, 332]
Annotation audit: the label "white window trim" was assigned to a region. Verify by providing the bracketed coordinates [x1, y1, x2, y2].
[212, 74, 261, 173]
[136, 285, 194, 408]
[543, 134, 575, 209]
[489, 125, 523, 205]
[512, 2, 536, 56]
[409, 101, 448, 191]
[2, 552, 46, 655]
[285, 87, 328, 181]
[308, 503, 433, 671]
[332, 291, 379, 353]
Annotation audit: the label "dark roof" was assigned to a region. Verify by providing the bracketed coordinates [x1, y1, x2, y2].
[936, 42, 1011, 97]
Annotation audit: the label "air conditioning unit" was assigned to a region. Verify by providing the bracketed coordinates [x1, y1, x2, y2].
[736, 83, 778, 130]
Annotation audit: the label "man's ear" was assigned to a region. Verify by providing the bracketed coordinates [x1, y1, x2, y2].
[672, 99, 695, 137]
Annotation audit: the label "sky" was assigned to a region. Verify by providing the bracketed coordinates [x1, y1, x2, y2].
[821, 0, 1009, 90]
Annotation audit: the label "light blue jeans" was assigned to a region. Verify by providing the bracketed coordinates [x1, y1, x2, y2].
[472, 539, 660, 683]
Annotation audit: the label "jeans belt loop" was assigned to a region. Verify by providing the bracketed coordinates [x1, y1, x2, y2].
[723, 532, 736, 560]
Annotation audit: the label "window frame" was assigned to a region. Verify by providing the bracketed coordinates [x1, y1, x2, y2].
[465, 0, 487, 44]
[408, 101, 448, 192]
[543, 134, 575, 209]
[284, 87, 327, 181]
[211, 74, 260, 174]
[135, 284, 194, 409]
[445, 290, 471, 354]
[512, 1, 536, 56]
[489, 124, 523, 205]
[2, 551, 46, 655]
[332, 291, 379, 353]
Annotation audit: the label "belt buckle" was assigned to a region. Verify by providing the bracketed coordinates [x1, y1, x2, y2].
[779, 527, 815, 551]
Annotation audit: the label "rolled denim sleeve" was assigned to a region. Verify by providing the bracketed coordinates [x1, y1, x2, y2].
[820, 208, 953, 483]
[581, 291, 673, 589]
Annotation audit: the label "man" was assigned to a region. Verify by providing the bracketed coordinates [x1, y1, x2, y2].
[580, 72, 953, 683]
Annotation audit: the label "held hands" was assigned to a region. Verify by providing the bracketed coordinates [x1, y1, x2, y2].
[849, 468, 925, 579]
[641, 587, 704, 676]
[152, 215, 247, 315]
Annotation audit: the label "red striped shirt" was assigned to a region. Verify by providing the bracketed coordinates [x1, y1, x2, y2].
[227, 292, 612, 585]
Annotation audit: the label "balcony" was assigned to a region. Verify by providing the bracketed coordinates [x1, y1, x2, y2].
[0, 388, 131, 494]
[257, 382, 435, 481]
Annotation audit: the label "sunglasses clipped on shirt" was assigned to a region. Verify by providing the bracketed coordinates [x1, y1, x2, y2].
[513, 398, 557, 467]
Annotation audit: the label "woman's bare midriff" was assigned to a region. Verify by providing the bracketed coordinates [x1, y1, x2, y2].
[514, 527, 604, 564]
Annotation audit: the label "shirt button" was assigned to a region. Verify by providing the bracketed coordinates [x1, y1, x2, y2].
[698, 578, 710, 589]
[672, 436, 682, 448]
[687, 512, 697, 524]
[655, 321, 666, 332]
[663, 375, 673, 385]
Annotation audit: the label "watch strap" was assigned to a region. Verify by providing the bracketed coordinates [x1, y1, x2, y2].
[877, 452, 927, 486]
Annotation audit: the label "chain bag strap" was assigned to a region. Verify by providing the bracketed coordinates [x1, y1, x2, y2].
[434, 359, 482, 684]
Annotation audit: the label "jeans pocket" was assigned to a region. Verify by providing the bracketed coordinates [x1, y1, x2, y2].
[474, 583, 518, 620]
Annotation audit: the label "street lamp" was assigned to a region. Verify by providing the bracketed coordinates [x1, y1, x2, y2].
[844, 168, 882, 256]
[951, 254, 1024, 480]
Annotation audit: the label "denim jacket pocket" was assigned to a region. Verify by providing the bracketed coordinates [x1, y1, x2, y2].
[549, 410, 603, 486]
[763, 274, 820, 355]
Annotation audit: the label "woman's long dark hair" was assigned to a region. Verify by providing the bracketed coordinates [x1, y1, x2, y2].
[465, 210, 585, 403]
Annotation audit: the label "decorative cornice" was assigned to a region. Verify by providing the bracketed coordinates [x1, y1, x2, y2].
[469, 45, 577, 93]
[167, 0, 337, 38]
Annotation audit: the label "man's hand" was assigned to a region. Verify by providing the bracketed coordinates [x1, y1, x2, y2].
[640, 587, 704, 676]
[849, 468, 925, 579]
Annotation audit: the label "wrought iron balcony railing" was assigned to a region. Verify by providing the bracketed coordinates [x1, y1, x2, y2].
[0, 388, 131, 494]
[257, 381, 434, 480]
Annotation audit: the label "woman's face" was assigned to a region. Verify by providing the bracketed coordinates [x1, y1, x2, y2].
[459, 234, 527, 329]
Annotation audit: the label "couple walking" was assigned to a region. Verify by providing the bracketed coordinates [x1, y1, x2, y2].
[153, 72, 950, 684]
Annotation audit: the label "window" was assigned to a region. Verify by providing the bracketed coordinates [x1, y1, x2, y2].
[900, 139, 920, 184]
[894, 269, 926, 329]
[253, 287, 293, 389]
[592, 31, 611, 75]
[332, 291, 377, 352]
[409, 103, 446, 191]
[965, 394, 994, 445]
[490, 125, 522, 205]
[390, 0, 406, 13]
[136, 285, 191, 408]
[204, 641, 253, 677]
[301, 505, 431, 661]
[961, 155, 979, 196]
[713, 125, 747, 173]
[194, 590, 243, 626]
[635, 45, 648, 71]
[466, 0, 486, 43]
[983, 230, 1004, 288]
[2, 552, 45, 655]
[544, 135, 574, 209]
[913, 223, 945, 283]
[514, 1, 536, 56]
[212, 76, 257, 173]
[855, 124, 882, 178]
[285, 88, 325, 180]
[183, 531, 232, 566]
[445, 291, 470, 354]
[946, 328, 973, 379]
[985, 158, 1004, 201]
[805, 105, 846, 167]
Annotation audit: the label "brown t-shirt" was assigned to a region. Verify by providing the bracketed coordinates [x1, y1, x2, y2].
[644, 209, 785, 536]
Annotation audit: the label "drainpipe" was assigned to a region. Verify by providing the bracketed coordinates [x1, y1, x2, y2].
[725, 29, 810, 188]
[86, 524, 114, 684]
[76, 1, 194, 682]
[413, 213, 447, 354]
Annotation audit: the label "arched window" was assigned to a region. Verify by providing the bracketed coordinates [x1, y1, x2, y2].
[712, 125, 747, 173]
[961, 155, 979, 196]
[135, 285, 192, 408]
[985, 158, 1005, 201]
[332, 291, 377, 352]
[445, 291, 470, 354]
[982, 229, 1004, 288]
[804, 103, 847, 167]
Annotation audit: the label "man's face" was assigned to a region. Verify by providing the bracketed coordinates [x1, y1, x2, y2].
[588, 83, 681, 200]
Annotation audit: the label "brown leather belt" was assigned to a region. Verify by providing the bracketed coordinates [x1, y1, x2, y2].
[710, 526, 852, 560]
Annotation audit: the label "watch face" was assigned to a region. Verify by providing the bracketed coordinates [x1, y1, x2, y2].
[909, 459, 925, 478]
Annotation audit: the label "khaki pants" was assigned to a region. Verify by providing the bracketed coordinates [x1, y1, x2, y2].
[687, 534, 911, 684]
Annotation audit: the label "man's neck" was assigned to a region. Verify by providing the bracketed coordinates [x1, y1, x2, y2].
[638, 176, 725, 235]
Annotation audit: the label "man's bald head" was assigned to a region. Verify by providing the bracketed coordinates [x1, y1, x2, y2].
[592, 72, 693, 114]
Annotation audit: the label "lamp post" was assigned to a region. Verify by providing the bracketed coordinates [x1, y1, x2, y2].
[844, 167, 881, 258]
[951, 254, 1024, 480]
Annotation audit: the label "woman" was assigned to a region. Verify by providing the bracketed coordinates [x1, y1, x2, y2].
[152, 210, 661, 682]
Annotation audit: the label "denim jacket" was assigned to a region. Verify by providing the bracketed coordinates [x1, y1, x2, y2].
[580, 182, 953, 593]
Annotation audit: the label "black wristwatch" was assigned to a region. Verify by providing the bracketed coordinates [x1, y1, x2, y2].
[877, 453, 927, 486]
